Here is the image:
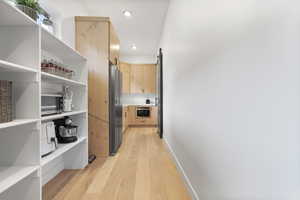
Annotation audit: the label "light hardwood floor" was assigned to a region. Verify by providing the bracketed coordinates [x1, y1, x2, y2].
[43, 127, 191, 200]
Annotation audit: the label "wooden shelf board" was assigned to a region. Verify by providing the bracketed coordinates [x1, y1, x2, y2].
[41, 110, 87, 121]
[41, 28, 86, 63]
[41, 137, 87, 166]
[0, 165, 39, 194]
[41, 72, 86, 87]
[0, 60, 37, 73]
[0, 1, 38, 26]
[0, 119, 39, 130]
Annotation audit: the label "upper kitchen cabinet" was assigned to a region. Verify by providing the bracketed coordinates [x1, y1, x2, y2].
[109, 25, 120, 65]
[143, 64, 156, 94]
[130, 64, 144, 94]
[130, 64, 157, 94]
[119, 62, 131, 93]
[75, 16, 120, 121]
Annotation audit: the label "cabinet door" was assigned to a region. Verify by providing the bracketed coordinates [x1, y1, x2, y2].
[127, 106, 136, 125]
[76, 19, 109, 121]
[88, 116, 109, 157]
[149, 106, 158, 125]
[119, 63, 131, 93]
[130, 64, 156, 94]
[130, 65, 145, 94]
[143, 64, 156, 94]
[135, 117, 147, 125]
[109, 23, 120, 65]
[122, 106, 128, 132]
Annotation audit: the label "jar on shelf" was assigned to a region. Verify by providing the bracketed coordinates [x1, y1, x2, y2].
[65, 69, 74, 79]
[48, 59, 56, 74]
[41, 59, 48, 72]
[60, 65, 67, 78]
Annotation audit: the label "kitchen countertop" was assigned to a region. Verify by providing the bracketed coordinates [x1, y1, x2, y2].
[122, 104, 157, 107]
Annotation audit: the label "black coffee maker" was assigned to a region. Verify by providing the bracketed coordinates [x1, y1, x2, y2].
[54, 117, 78, 143]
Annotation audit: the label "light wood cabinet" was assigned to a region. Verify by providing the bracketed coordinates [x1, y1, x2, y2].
[130, 64, 156, 94]
[126, 106, 158, 126]
[119, 62, 131, 93]
[127, 106, 136, 125]
[130, 64, 145, 93]
[120, 63, 156, 94]
[143, 65, 156, 94]
[88, 116, 109, 157]
[109, 24, 120, 65]
[122, 106, 129, 133]
[76, 16, 120, 157]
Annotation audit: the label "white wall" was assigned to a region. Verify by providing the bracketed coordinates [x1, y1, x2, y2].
[160, 0, 300, 199]
[120, 55, 157, 64]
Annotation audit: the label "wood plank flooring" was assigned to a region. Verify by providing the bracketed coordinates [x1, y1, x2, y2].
[43, 127, 191, 200]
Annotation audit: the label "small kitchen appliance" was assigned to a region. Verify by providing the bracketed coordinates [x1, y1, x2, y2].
[41, 121, 57, 157]
[54, 117, 78, 143]
[136, 107, 151, 118]
[41, 94, 63, 116]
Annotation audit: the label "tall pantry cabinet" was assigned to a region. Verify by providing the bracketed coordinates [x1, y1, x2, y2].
[75, 17, 120, 157]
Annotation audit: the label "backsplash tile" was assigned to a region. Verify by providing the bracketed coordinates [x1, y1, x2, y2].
[121, 93, 156, 105]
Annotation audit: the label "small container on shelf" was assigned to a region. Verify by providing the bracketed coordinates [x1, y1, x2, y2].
[41, 59, 55, 74]
[41, 59, 75, 80]
[65, 69, 75, 80]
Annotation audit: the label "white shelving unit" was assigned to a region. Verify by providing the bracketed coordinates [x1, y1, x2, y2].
[0, 1, 88, 199]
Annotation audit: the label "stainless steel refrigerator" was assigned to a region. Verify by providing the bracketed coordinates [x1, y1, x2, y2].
[109, 64, 123, 156]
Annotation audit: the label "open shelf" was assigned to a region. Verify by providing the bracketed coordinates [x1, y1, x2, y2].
[41, 110, 87, 121]
[41, 137, 87, 166]
[41, 72, 87, 87]
[41, 28, 86, 63]
[0, 119, 39, 130]
[41, 93, 63, 97]
[0, 60, 37, 73]
[0, 165, 39, 194]
[0, 1, 37, 26]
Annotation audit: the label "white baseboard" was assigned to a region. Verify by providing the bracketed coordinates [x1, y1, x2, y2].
[164, 138, 200, 200]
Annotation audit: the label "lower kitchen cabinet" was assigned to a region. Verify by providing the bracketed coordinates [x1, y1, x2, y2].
[126, 106, 158, 126]
[122, 106, 129, 133]
[89, 115, 109, 157]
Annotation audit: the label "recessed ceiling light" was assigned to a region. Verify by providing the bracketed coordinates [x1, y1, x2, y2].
[111, 44, 120, 50]
[123, 10, 132, 17]
[131, 44, 137, 50]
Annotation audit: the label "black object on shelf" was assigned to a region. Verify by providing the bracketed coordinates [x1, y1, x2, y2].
[53, 117, 78, 144]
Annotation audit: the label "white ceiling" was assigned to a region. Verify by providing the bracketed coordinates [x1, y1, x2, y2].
[40, 0, 169, 61]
